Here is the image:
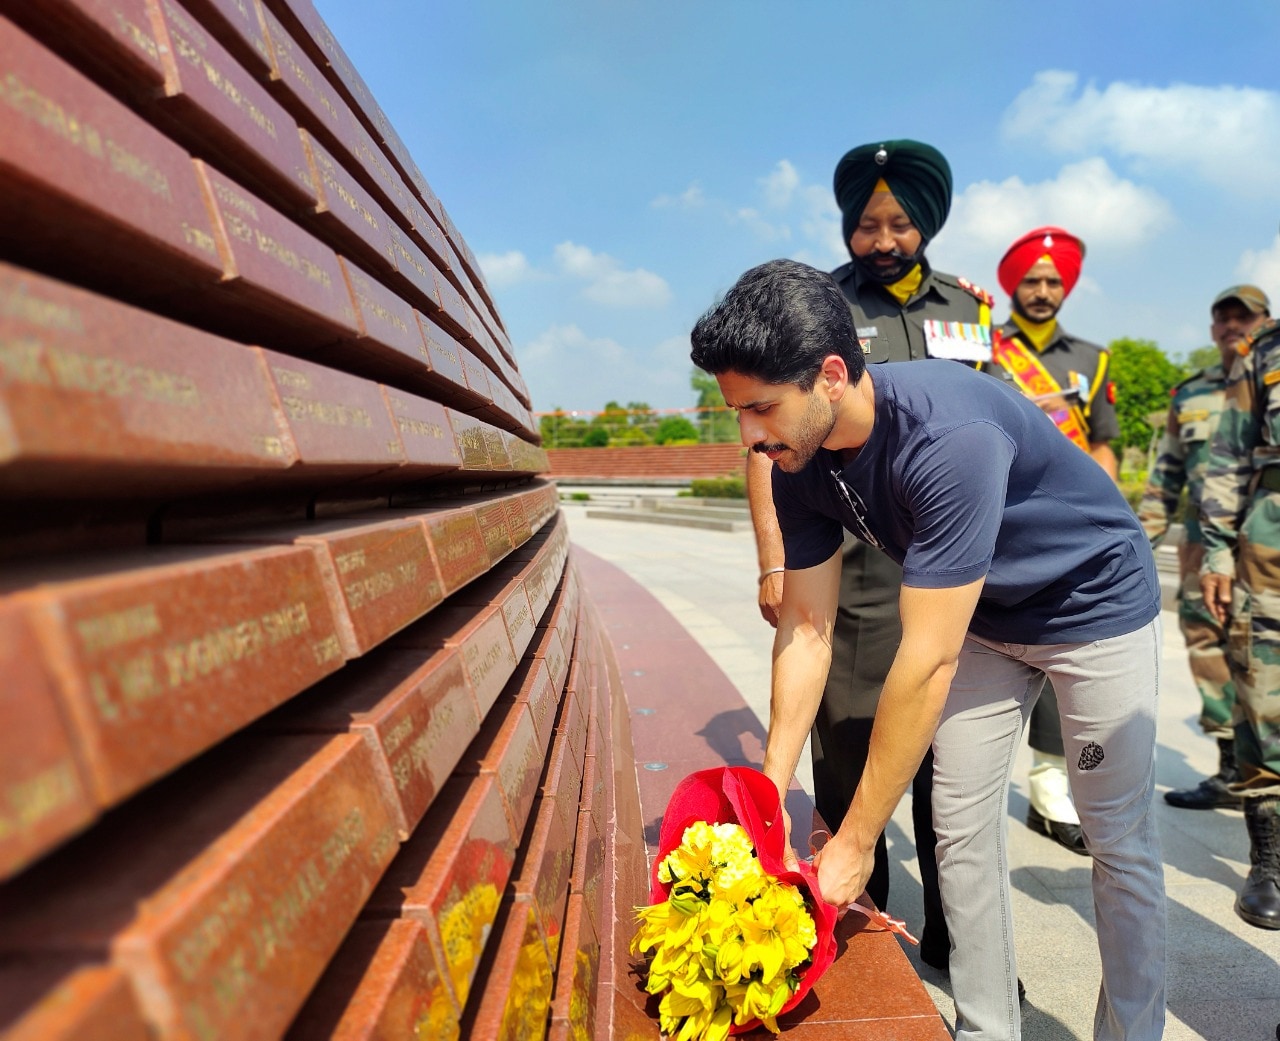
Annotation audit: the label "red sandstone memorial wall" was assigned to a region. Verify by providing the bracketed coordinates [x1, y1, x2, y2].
[0, 2, 654, 1037]
[546, 444, 747, 482]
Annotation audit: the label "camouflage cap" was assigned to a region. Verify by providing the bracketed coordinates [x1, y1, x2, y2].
[1212, 284, 1270, 315]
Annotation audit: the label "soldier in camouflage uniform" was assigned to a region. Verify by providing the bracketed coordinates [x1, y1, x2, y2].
[1140, 286, 1270, 810]
[1199, 287, 1280, 930]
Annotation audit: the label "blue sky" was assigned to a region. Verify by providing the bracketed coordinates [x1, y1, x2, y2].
[313, 1, 1280, 415]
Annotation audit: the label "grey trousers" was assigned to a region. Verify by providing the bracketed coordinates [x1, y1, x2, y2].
[932, 619, 1166, 1041]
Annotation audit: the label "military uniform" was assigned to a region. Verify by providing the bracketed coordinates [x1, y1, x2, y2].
[1199, 318, 1280, 928]
[813, 259, 990, 959]
[1139, 366, 1236, 776]
[992, 321, 1120, 447]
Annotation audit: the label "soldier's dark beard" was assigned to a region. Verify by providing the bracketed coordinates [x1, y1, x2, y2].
[851, 247, 925, 285]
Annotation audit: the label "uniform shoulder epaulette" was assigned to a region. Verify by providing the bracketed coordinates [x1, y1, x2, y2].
[1171, 370, 1200, 391]
[1241, 317, 1280, 357]
[954, 276, 994, 308]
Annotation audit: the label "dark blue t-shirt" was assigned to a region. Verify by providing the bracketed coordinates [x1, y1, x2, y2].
[774, 360, 1160, 644]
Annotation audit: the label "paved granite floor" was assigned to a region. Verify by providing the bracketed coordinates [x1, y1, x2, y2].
[563, 501, 1280, 1041]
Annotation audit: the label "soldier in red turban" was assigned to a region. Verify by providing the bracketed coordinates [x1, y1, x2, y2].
[990, 226, 1120, 857]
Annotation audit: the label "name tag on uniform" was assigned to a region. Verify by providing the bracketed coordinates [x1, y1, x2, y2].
[856, 326, 878, 338]
[923, 319, 992, 362]
[1177, 409, 1210, 423]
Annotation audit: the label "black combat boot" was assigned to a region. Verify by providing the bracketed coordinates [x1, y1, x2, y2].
[1236, 795, 1280, 930]
[1165, 738, 1244, 810]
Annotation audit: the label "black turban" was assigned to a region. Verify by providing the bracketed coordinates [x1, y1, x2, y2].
[833, 139, 953, 249]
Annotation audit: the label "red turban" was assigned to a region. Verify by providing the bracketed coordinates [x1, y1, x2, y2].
[997, 226, 1086, 298]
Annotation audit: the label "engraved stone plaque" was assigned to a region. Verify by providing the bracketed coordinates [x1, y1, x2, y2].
[153, 0, 314, 207]
[457, 344, 493, 405]
[379, 387, 460, 476]
[420, 506, 489, 595]
[466, 899, 553, 1041]
[549, 894, 599, 1041]
[0, 20, 223, 289]
[570, 807, 605, 939]
[339, 257, 431, 376]
[6, 0, 169, 90]
[514, 658, 560, 752]
[208, 515, 444, 657]
[0, 263, 298, 497]
[284, 919, 460, 1041]
[447, 409, 492, 472]
[459, 700, 543, 842]
[415, 312, 468, 394]
[511, 794, 575, 961]
[258, 646, 480, 838]
[366, 773, 516, 1008]
[473, 500, 515, 565]
[13, 543, 345, 804]
[257, 5, 354, 149]
[0, 733, 402, 1041]
[196, 163, 357, 339]
[0, 604, 96, 880]
[258, 348, 404, 477]
[303, 131, 396, 273]
[176, 0, 273, 74]
[0, 961, 152, 1041]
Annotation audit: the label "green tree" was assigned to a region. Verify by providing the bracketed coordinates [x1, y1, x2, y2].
[582, 425, 609, 447]
[539, 408, 591, 448]
[1106, 338, 1189, 452]
[691, 368, 738, 443]
[626, 402, 658, 440]
[1185, 345, 1220, 371]
[654, 415, 700, 444]
[598, 401, 629, 440]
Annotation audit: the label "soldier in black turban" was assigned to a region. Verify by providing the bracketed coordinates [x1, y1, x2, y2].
[744, 138, 1003, 984]
[834, 138, 953, 262]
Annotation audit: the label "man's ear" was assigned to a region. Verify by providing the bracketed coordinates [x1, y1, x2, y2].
[818, 355, 849, 401]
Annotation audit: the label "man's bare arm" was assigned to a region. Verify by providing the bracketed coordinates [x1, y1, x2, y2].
[746, 448, 786, 626]
[814, 577, 984, 907]
[760, 550, 842, 855]
[1089, 441, 1119, 481]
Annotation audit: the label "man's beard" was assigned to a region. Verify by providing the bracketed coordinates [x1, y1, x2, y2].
[752, 394, 837, 473]
[851, 247, 924, 285]
[1013, 296, 1061, 323]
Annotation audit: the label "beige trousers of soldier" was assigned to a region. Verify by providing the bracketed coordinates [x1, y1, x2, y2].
[932, 619, 1165, 1041]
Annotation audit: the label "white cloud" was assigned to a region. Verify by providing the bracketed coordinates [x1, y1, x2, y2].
[759, 160, 800, 209]
[931, 157, 1173, 282]
[552, 241, 672, 309]
[522, 323, 627, 368]
[733, 207, 789, 242]
[1236, 235, 1280, 302]
[1003, 70, 1280, 193]
[651, 182, 705, 209]
[652, 161, 845, 265]
[478, 250, 541, 288]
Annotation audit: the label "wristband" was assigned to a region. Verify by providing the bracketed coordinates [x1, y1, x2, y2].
[758, 567, 785, 584]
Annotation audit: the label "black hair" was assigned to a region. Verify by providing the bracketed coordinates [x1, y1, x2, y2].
[689, 259, 866, 391]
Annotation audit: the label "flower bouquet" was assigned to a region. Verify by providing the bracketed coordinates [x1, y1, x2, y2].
[630, 766, 838, 1038]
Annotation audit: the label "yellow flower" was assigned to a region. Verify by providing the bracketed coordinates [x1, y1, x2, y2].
[437, 882, 500, 1004]
[633, 821, 818, 1040]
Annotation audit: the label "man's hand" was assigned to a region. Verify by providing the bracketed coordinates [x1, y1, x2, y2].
[746, 450, 787, 628]
[813, 827, 874, 908]
[758, 571, 783, 627]
[778, 797, 799, 871]
[1201, 572, 1233, 624]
